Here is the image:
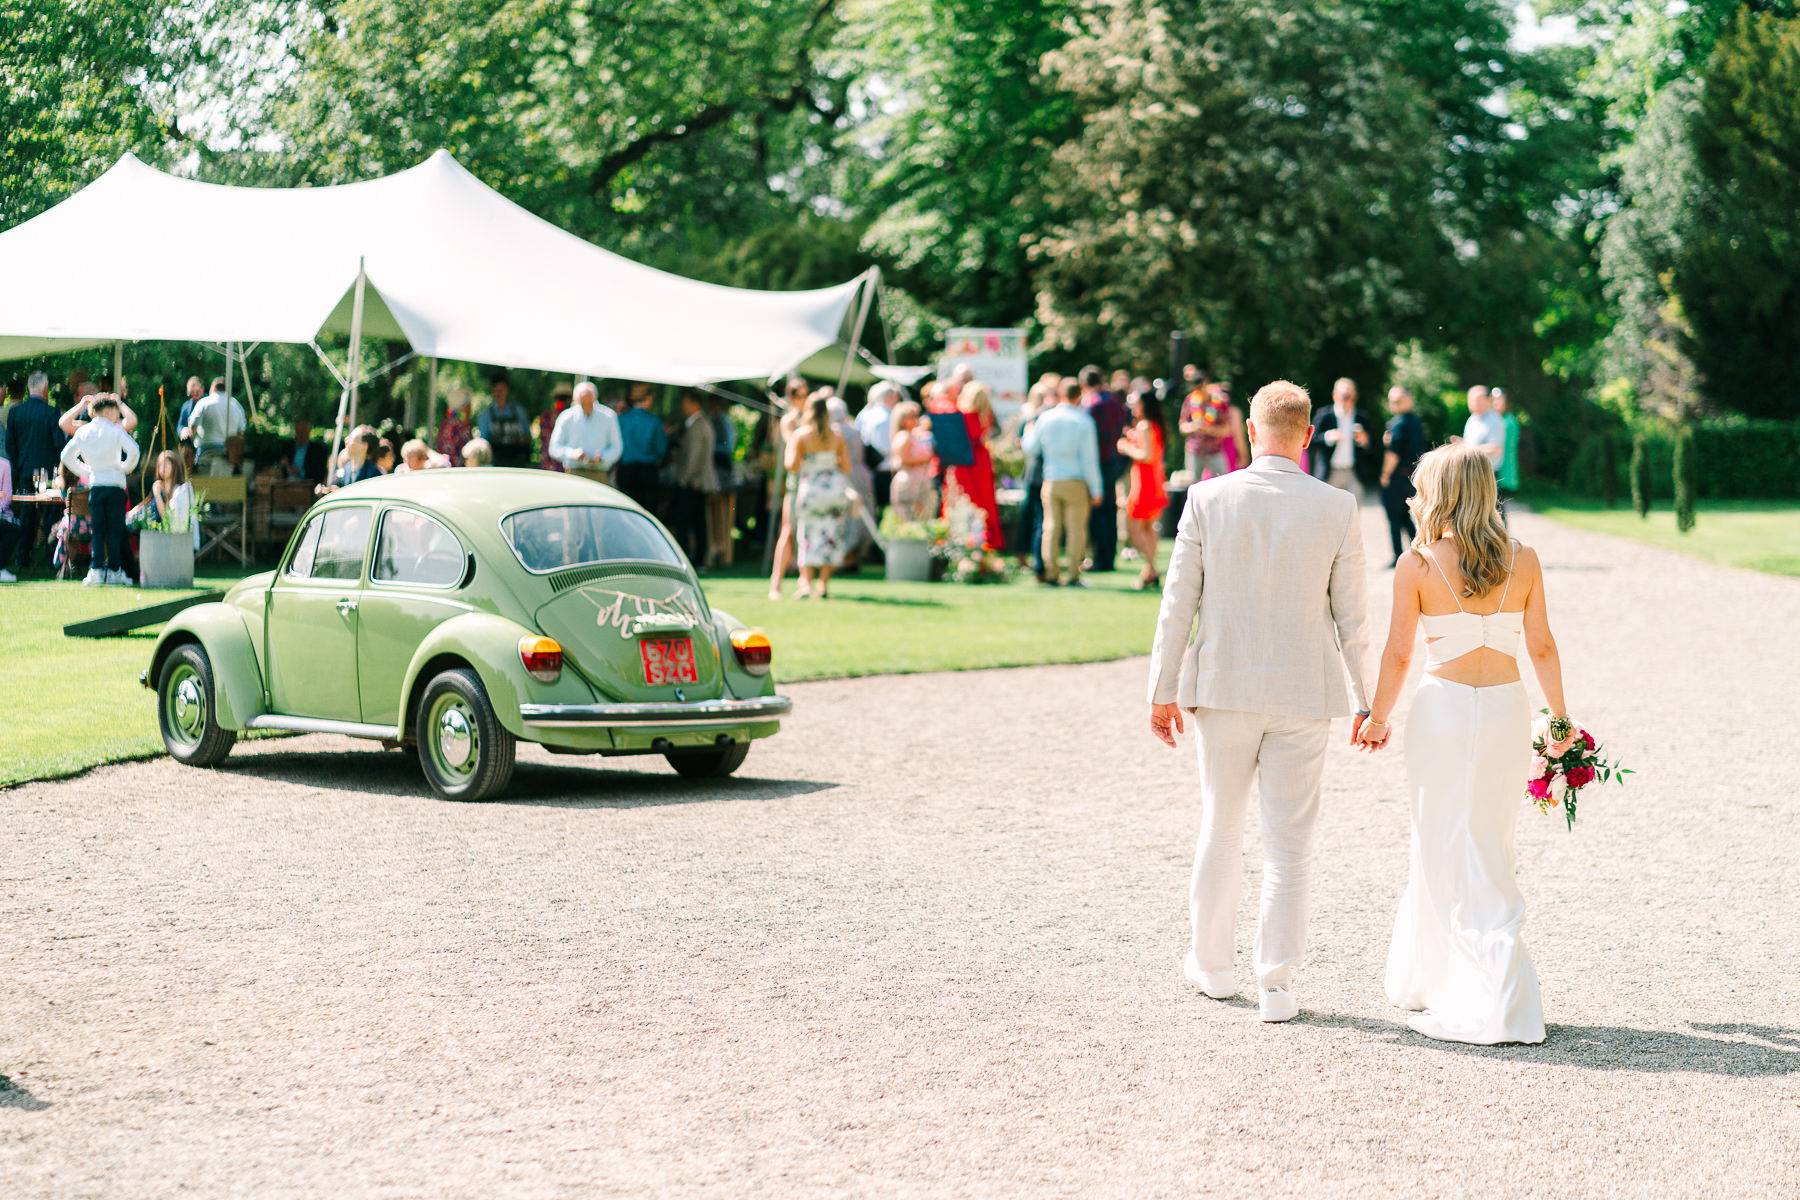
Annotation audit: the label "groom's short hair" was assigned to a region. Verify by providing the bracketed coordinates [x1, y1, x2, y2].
[1250, 380, 1311, 440]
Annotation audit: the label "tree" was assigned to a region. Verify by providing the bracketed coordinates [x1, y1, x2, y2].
[1674, 10, 1800, 418]
[1673, 425, 1697, 532]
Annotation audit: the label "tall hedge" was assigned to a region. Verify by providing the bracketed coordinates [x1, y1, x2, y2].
[1674, 428, 1698, 532]
[1568, 419, 1799, 503]
[1630, 435, 1651, 518]
[1599, 434, 1618, 509]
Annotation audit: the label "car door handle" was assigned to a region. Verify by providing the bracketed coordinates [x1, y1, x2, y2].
[336, 598, 358, 614]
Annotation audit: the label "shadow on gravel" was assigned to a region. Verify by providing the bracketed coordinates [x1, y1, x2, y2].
[215, 749, 838, 810]
[1298, 1013, 1800, 1076]
[0, 1075, 50, 1111]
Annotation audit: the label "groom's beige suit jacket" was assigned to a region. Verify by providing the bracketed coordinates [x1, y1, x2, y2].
[1147, 454, 1372, 718]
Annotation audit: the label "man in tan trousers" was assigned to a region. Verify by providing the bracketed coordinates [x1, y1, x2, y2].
[1023, 377, 1102, 587]
[1146, 380, 1375, 1023]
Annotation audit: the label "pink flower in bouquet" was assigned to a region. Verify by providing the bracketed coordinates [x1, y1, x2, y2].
[1529, 754, 1550, 778]
[1527, 776, 1552, 801]
[1565, 765, 1596, 789]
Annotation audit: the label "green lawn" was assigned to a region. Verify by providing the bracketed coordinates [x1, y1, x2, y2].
[1, 554, 1169, 789]
[1524, 489, 1800, 578]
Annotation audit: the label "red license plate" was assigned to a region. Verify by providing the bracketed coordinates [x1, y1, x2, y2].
[640, 636, 699, 686]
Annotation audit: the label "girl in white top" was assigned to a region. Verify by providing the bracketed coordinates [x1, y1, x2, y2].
[131, 450, 199, 550]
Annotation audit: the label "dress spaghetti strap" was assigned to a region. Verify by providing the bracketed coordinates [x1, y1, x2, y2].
[1426, 548, 1466, 612]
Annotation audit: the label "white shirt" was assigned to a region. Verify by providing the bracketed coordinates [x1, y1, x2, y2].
[1329, 402, 1358, 469]
[549, 403, 623, 471]
[59, 416, 141, 490]
[1463, 410, 1505, 457]
[187, 392, 247, 448]
[855, 401, 895, 469]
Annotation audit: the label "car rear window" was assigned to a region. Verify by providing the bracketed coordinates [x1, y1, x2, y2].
[502, 505, 685, 572]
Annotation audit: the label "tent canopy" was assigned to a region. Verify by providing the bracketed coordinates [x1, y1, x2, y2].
[0, 150, 870, 387]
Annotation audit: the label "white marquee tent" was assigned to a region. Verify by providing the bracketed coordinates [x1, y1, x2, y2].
[0, 149, 876, 395]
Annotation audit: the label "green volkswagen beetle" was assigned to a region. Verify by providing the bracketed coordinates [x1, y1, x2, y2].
[142, 469, 790, 800]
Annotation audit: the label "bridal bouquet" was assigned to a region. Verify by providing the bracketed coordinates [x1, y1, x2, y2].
[1526, 714, 1631, 830]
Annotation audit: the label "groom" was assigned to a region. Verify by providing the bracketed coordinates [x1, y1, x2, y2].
[1147, 380, 1376, 1022]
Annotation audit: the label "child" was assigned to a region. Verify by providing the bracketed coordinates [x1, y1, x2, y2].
[59, 394, 140, 585]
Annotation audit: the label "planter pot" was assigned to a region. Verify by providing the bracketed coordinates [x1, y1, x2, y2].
[884, 537, 933, 582]
[139, 529, 195, 590]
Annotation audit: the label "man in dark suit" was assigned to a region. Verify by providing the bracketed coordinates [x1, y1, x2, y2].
[1080, 364, 1129, 572]
[5, 371, 67, 572]
[282, 418, 328, 486]
[1378, 385, 1429, 566]
[1308, 377, 1381, 499]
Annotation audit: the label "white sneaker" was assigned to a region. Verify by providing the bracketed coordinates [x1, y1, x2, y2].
[109, 569, 134, 586]
[1182, 951, 1237, 1000]
[0, 569, 15, 583]
[83, 567, 106, 586]
[1260, 986, 1299, 1023]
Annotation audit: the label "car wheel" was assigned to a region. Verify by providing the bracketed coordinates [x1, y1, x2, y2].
[416, 667, 515, 801]
[157, 643, 238, 767]
[664, 742, 750, 779]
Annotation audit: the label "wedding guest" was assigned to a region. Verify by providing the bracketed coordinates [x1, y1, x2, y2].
[614, 384, 669, 510]
[436, 386, 475, 464]
[1460, 385, 1504, 466]
[1014, 378, 1055, 575]
[461, 437, 493, 468]
[669, 390, 718, 565]
[0, 377, 23, 462]
[1380, 385, 1428, 567]
[129, 450, 199, 550]
[705, 394, 737, 567]
[284, 419, 328, 485]
[1080, 365, 1129, 572]
[765, 376, 808, 599]
[548, 381, 622, 484]
[1180, 376, 1246, 480]
[1492, 388, 1521, 504]
[375, 439, 398, 475]
[325, 426, 383, 490]
[1026, 378, 1102, 587]
[5, 371, 67, 572]
[49, 464, 92, 578]
[855, 382, 899, 511]
[0, 454, 21, 582]
[176, 377, 204, 452]
[397, 439, 451, 472]
[828, 395, 876, 560]
[538, 382, 574, 470]
[477, 375, 533, 468]
[944, 381, 1002, 548]
[1310, 377, 1377, 498]
[1120, 390, 1168, 590]
[60, 394, 140, 586]
[184, 377, 247, 472]
[59, 389, 139, 437]
[887, 401, 937, 522]
[786, 394, 853, 600]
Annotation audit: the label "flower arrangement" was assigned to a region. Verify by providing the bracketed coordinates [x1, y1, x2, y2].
[1526, 713, 1631, 830]
[935, 487, 1014, 585]
[878, 506, 948, 545]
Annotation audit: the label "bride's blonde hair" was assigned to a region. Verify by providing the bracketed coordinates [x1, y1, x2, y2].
[1409, 444, 1511, 598]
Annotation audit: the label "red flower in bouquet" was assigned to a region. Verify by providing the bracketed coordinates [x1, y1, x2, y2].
[1526, 777, 1551, 801]
[1565, 765, 1597, 788]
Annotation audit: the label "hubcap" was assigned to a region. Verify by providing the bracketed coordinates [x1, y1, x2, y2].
[164, 666, 205, 746]
[425, 692, 480, 781]
[438, 708, 473, 768]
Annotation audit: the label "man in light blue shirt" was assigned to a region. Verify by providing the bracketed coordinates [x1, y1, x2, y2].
[1461, 385, 1505, 469]
[1023, 378, 1102, 586]
[548, 381, 623, 484]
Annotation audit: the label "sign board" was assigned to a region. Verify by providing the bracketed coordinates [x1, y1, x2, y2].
[940, 328, 1029, 424]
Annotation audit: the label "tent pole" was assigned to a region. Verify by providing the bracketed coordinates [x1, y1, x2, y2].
[346, 259, 368, 430]
[835, 267, 879, 397]
[224, 341, 233, 402]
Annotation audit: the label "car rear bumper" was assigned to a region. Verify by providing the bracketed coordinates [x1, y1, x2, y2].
[517, 695, 793, 729]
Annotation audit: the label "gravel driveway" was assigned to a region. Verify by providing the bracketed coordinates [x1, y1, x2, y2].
[3, 508, 1797, 1198]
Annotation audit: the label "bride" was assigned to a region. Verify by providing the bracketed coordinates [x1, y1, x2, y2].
[1354, 445, 1575, 1045]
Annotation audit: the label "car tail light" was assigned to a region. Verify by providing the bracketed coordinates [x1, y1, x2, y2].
[519, 635, 563, 682]
[730, 628, 772, 675]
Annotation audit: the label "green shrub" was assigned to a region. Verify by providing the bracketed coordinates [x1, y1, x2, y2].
[1674, 428, 1698, 533]
[1599, 434, 1618, 508]
[1630, 435, 1651, 518]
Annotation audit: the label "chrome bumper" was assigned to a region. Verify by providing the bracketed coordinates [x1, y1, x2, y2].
[518, 695, 792, 729]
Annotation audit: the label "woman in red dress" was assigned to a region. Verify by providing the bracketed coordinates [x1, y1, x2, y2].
[1119, 390, 1168, 590]
[943, 381, 1003, 548]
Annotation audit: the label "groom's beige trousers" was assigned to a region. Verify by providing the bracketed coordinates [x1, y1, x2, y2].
[1190, 707, 1331, 989]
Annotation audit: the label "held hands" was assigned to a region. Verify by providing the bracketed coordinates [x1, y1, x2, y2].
[1149, 702, 1185, 749]
[1352, 712, 1391, 752]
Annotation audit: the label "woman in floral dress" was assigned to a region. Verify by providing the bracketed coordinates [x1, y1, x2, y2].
[785, 394, 853, 599]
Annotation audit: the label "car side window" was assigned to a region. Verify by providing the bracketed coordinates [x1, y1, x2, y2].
[284, 516, 323, 579]
[373, 508, 464, 587]
[293, 506, 373, 582]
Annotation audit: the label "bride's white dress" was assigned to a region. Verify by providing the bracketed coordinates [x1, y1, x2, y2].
[1385, 554, 1546, 1045]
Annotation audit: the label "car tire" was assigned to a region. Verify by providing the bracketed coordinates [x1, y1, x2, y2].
[664, 741, 750, 779]
[416, 668, 515, 801]
[157, 643, 238, 767]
